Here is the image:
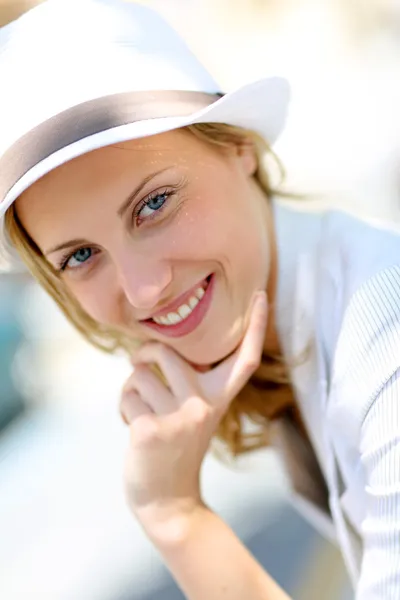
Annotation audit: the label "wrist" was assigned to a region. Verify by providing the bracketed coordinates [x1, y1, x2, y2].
[136, 499, 209, 548]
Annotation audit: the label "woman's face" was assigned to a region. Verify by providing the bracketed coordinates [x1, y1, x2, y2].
[16, 129, 273, 365]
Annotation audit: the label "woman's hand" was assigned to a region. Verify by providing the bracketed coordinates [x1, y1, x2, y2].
[120, 291, 267, 535]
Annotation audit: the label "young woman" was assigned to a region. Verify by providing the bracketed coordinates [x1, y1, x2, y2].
[1, 1, 400, 598]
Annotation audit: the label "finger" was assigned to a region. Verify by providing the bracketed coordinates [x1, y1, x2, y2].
[127, 364, 176, 415]
[222, 291, 268, 397]
[132, 343, 196, 400]
[201, 291, 268, 402]
[120, 390, 152, 425]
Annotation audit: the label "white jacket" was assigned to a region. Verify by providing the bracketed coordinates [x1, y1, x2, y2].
[272, 200, 400, 598]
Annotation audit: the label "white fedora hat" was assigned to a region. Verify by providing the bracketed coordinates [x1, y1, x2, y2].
[0, 0, 289, 268]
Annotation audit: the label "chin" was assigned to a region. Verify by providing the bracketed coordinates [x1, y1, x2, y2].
[179, 328, 243, 367]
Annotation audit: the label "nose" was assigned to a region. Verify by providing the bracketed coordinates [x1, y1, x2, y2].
[116, 252, 173, 311]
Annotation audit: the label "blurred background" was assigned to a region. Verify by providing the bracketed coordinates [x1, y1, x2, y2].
[2, 0, 400, 598]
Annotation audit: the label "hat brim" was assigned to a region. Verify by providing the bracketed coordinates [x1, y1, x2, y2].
[0, 76, 289, 218]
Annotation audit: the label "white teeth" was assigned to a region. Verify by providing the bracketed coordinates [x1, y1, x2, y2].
[196, 287, 205, 300]
[152, 280, 209, 327]
[153, 316, 166, 325]
[189, 296, 199, 310]
[167, 312, 181, 324]
[178, 304, 192, 319]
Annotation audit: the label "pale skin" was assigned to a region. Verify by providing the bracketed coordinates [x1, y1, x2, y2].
[16, 129, 289, 599]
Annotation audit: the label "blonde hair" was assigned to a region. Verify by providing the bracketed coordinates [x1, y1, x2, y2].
[5, 122, 299, 455]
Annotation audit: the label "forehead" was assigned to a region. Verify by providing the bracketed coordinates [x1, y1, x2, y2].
[17, 128, 211, 205]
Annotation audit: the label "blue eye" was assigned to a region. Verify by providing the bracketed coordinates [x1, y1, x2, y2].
[138, 191, 170, 219]
[64, 247, 93, 270]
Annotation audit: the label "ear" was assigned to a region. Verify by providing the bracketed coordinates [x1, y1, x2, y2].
[236, 140, 258, 177]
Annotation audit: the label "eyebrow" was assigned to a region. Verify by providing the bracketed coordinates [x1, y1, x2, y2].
[45, 238, 90, 257]
[45, 167, 171, 256]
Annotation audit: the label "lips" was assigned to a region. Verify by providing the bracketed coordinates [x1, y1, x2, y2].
[141, 274, 215, 338]
[152, 282, 207, 326]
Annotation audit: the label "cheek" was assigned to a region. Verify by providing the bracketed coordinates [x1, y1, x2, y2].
[166, 191, 240, 257]
[67, 277, 147, 341]
[65, 271, 123, 326]
[163, 207, 225, 263]
[169, 189, 267, 271]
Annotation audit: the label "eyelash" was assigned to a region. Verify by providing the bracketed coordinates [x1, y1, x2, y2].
[133, 188, 175, 225]
[57, 186, 178, 272]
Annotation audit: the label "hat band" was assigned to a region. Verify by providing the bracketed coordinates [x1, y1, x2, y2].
[0, 89, 222, 207]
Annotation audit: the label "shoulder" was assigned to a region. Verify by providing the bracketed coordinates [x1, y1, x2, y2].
[274, 199, 400, 303]
[274, 200, 400, 428]
[321, 210, 400, 297]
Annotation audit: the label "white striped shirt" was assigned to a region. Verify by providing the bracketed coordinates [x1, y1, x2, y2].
[274, 200, 400, 598]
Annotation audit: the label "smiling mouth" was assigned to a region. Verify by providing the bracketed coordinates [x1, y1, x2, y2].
[141, 275, 214, 338]
[151, 276, 211, 326]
